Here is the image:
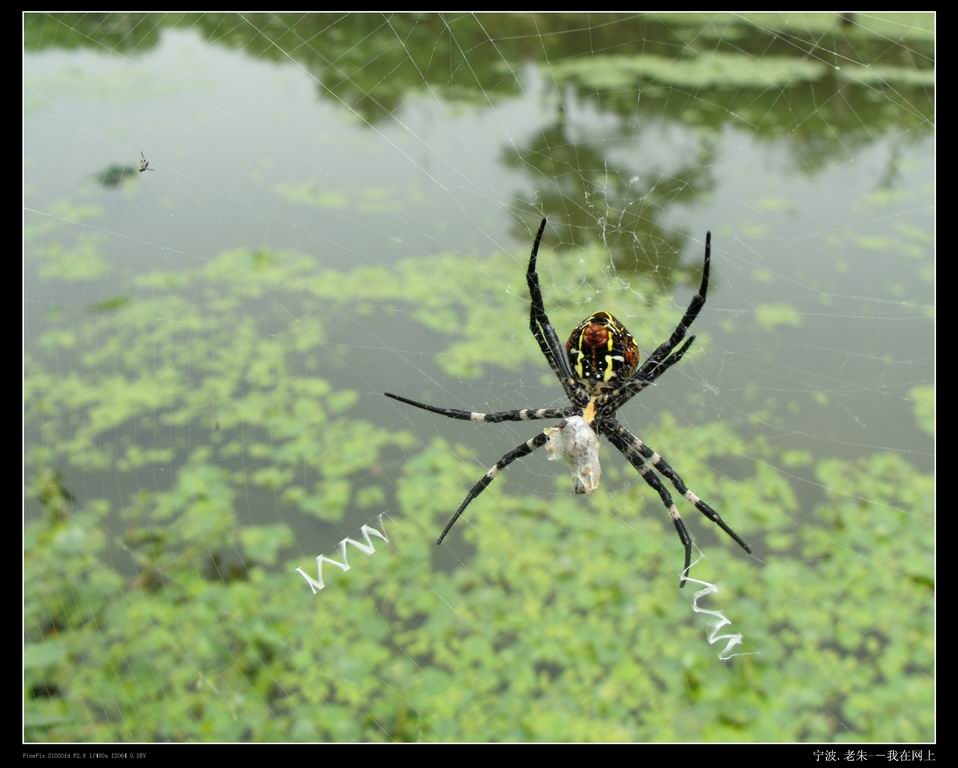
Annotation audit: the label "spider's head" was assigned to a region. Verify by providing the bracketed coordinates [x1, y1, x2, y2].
[566, 311, 639, 392]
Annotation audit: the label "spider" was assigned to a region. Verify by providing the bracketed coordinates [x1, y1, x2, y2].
[385, 218, 752, 587]
[139, 151, 154, 173]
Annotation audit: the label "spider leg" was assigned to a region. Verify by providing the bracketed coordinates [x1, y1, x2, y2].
[385, 392, 579, 423]
[603, 424, 693, 588]
[596, 335, 696, 411]
[437, 430, 552, 545]
[526, 218, 581, 400]
[640, 231, 711, 377]
[604, 419, 751, 555]
[644, 335, 696, 383]
[598, 234, 710, 411]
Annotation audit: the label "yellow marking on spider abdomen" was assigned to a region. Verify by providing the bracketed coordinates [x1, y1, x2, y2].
[603, 356, 615, 381]
[577, 328, 585, 377]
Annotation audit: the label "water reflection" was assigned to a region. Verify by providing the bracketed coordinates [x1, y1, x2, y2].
[27, 12, 933, 281]
[503, 100, 718, 283]
[23, 12, 935, 744]
[95, 164, 138, 188]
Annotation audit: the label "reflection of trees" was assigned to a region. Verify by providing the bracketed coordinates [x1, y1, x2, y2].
[560, 69, 932, 177]
[27, 12, 933, 166]
[25, 12, 161, 53]
[95, 165, 138, 188]
[203, 13, 935, 158]
[27, 12, 933, 136]
[504, 100, 717, 285]
[28, 12, 934, 277]
[191, 13, 527, 125]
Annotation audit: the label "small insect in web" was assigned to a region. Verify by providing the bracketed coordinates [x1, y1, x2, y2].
[138, 151, 154, 173]
[385, 218, 752, 588]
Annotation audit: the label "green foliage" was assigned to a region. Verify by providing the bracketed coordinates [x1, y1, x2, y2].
[24, 11, 933, 743]
[24, 235, 933, 742]
[36, 235, 111, 283]
[550, 52, 827, 90]
[753, 303, 804, 332]
[87, 296, 131, 312]
[909, 386, 934, 437]
[240, 525, 296, 566]
[838, 65, 935, 87]
[274, 182, 349, 209]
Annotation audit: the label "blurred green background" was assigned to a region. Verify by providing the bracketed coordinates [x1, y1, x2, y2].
[24, 13, 934, 742]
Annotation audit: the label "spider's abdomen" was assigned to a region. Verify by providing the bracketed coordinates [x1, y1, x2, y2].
[566, 311, 639, 392]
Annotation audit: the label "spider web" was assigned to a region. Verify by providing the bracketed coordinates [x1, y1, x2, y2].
[24, 12, 934, 744]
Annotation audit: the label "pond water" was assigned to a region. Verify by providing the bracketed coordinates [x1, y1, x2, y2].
[25, 13, 934, 744]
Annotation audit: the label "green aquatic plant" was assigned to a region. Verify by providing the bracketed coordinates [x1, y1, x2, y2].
[24, 9, 934, 742]
[95, 165, 138, 188]
[24, 234, 933, 741]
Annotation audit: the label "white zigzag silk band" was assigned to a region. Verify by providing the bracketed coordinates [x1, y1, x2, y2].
[296, 514, 389, 594]
[683, 552, 760, 662]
